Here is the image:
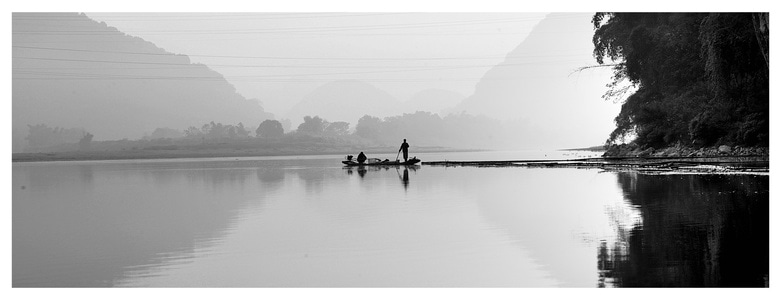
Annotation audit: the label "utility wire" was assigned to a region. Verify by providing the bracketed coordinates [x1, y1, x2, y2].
[12, 16, 547, 35]
[12, 45, 591, 61]
[13, 55, 586, 72]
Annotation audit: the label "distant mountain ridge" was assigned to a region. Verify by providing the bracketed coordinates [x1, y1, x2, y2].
[12, 13, 274, 152]
[452, 13, 618, 148]
[284, 79, 403, 127]
[404, 88, 464, 116]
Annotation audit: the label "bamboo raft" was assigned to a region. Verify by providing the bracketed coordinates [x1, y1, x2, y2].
[421, 156, 769, 174]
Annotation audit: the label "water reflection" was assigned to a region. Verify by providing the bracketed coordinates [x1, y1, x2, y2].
[358, 167, 366, 178]
[400, 168, 409, 190]
[13, 160, 274, 287]
[344, 166, 369, 178]
[344, 165, 419, 189]
[14, 156, 769, 287]
[257, 166, 285, 185]
[602, 174, 769, 287]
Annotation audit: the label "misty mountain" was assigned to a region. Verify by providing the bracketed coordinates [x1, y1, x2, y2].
[404, 88, 465, 116]
[12, 13, 274, 152]
[453, 13, 618, 148]
[284, 79, 403, 127]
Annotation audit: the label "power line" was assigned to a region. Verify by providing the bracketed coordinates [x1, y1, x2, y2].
[16, 12, 550, 22]
[12, 45, 591, 62]
[14, 56, 201, 66]
[12, 16, 545, 35]
[13, 72, 593, 82]
[83, 12, 411, 21]
[12, 45, 510, 61]
[12, 57, 590, 82]
[11, 57, 592, 71]
[16, 12, 411, 21]
[13, 54, 586, 73]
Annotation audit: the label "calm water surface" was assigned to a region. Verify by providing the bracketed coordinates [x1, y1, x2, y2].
[12, 151, 768, 287]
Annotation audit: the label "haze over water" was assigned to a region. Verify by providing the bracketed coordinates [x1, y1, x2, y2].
[12, 152, 769, 287]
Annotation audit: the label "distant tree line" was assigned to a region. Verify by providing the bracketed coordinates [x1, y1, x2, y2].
[160, 118, 351, 140]
[295, 116, 350, 137]
[256, 119, 284, 138]
[22, 110, 516, 153]
[183, 121, 253, 139]
[354, 111, 507, 148]
[592, 13, 768, 148]
[24, 124, 93, 151]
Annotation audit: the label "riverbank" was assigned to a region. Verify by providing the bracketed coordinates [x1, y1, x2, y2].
[602, 143, 769, 158]
[14, 143, 769, 175]
[423, 155, 769, 175]
[11, 145, 471, 163]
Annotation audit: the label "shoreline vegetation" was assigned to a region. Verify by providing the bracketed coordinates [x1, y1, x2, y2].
[11, 145, 468, 163]
[590, 13, 768, 151]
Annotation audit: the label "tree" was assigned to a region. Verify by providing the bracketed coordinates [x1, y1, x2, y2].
[592, 13, 768, 147]
[236, 122, 250, 138]
[148, 127, 184, 140]
[296, 116, 328, 135]
[201, 123, 212, 136]
[324, 121, 350, 136]
[256, 119, 284, 138]
[78, 132, 93, 151]
[26, 124, 60, 149]
[206, 121, 226, 139]
[355, 115, 382, 139]
[25, 124, 86, 150]
[698, 13, 769, 145]
[227, 125, 237, 139]
[184, 126, 204, 138]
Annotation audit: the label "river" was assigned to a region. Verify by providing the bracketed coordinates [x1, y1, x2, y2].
[12, 151, 769, 287]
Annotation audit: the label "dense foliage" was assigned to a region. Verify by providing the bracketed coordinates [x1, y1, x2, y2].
[24, 124, 88, 150]
[183, 121, 252, 139]
[592, 13, 768, 148]
[296, 116, 351, 137]
[256, 120, 285, 138]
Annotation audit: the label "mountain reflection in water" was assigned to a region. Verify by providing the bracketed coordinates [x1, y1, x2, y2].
[13, 155, 769, 287]
[599, 173, 769, 287]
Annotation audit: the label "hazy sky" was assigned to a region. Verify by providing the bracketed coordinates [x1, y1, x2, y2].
[14, 2, 773, 149]
[12, 10, 622, 148]
[84, 12, 555, 114]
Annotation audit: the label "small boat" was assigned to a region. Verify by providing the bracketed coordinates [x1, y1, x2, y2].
[342, 157, 421, 166]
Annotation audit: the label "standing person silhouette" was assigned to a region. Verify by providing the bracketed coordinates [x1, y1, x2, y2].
[398, 139, 410, 162]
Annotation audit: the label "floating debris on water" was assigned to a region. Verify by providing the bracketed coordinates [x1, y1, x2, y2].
[423, 156, 768, 175]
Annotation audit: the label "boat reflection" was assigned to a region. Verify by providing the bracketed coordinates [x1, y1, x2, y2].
[344, 165, 419, 189]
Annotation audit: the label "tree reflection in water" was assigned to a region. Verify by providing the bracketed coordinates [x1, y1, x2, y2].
[599, 173, 769, 287]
